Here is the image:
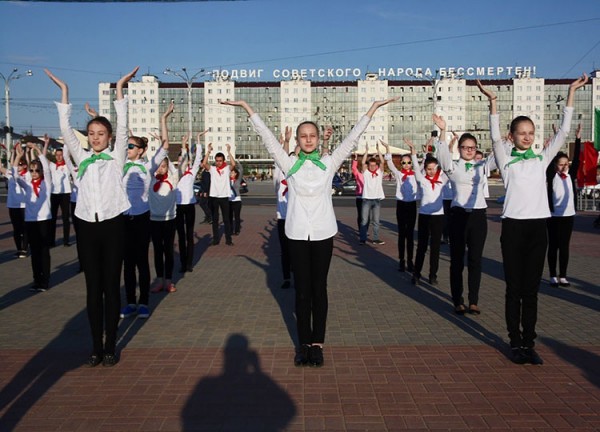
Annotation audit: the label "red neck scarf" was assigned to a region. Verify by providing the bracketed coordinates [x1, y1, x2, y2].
[281, 179, 288, 196]
[425, 169, 443, 190]
[401, 169, 415, 182]
[19, 168, 27, 176]
[32, 178, 42, 197]
[216, 163, 227, 175]
[181, 168, 193, 178]
[55, 160, 66, 168]
[368, 168, 379, 178]
[558, 172, 568, 180]
[153, 173, 173, 192]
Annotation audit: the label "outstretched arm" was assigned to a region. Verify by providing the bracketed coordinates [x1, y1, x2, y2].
[432, 114, 447, 143]
[365, 97, 400, 118]
[227, 143, 236, 170]
[160, 101, 175, 150]
[322, 126, 333, 154]
[201, 143, 213, 171]
[376, 142, 385, 171]
[84, 102, 98, 118]
[361, 149, 369, 173]
[113, 67, 137, 165]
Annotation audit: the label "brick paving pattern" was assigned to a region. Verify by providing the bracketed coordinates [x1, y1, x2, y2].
[1, 201, 599, 431]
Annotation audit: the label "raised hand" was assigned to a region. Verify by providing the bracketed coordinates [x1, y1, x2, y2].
[163, 101, 175, 118]
[575, 123, 581, 140]
[44, 69, 69, 104]
[476, 79, 497, 100]
[403, 137, 416, 155]
[366, 97, 400, 117]
[284, 126, 292, 143]
[566, 73, 588, 107]
[85, 102, 98, 118]
[116, 66, 139, 100]
[432, 114, 446, 131]
[323, 126, 333, 142]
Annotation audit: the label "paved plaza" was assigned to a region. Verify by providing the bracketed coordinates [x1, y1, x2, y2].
[0, 192, 599, 431]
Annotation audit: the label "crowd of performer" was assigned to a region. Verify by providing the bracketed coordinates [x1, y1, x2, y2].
[1, 67, 591, 368]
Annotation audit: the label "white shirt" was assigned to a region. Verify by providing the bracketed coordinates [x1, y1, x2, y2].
[438, 141, 493, 210]
[250, 113, 371, 241]
[123, 159, 151, 216]
[209, 164, 231, 198]
[15, 154, 52, 222]
[229, 162, 243, 202]
[149, 147, 178, 221]
[5, 169, 27, 209]
[176, 144, 203, 205]
[63, 148, 79, 204]
[411, 154, 448, 215]
[361, 163, 385, 200]
[385, 153, 418, 202]
[550, 172, 576, 217]
[492, 107, 573, 219]
[56, 99, 130, 223]
[49, 161, 72, 194]
[274, 167, 288, 220]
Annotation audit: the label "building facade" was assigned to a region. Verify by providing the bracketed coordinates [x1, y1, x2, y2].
[98, 71, 600, 164]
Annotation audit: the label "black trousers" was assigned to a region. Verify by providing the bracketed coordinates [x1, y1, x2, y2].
[198, 195, 212, 221]
[229, 200, 242, 234]
[124, 212, 151, 305]
[176, 204, 196, 270]
[151, 219, 176, 280]
[396, 201, 417, 264]
[50, 193, 71, 245]
[26, 220, 51, 289]
[70, 202, 82, 266]
[449, 207, 487, 307]
[289, 237, 333, 346]
[277, 219, 291, 280]
[78, 215, 125, 355]
[211, 197, 232, 242]
[442, 199, 452, 241]
[9, 207, 27, 252]
[501, 218, 547, 348]
[414, 214, 444, 279]
[547, 216, 574, 278]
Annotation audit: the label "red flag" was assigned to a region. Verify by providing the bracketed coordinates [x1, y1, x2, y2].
[577, 141, 598, 187]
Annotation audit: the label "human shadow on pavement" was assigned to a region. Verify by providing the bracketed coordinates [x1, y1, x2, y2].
[181, 333, 296, 432]
[0, 299, 166, 430]
[539, 282, 600, 312]
[241, 219, 297, 347]
[335, 220, 506, 350]
[539, 336, 600, 389]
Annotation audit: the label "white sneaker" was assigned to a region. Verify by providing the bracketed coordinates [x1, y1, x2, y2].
[549, 277, 559, 287]
[558, 278, 571, 287]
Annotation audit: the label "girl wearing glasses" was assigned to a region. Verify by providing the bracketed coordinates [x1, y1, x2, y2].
[384, 145, 418, 272]
[437, 114, 495, 316]
[478, 75, 587, 365]
[148, 102, 179, 295]
[3, 147, 29, 258]
[120, 135, 152, 319]
[221, 97, 397, 368]
[46, 67, 137, 367]
[13, 143, 52, 291]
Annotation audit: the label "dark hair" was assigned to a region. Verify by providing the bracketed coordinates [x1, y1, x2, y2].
[458, 133, 477, 147]
[367, 157, 379, 165]
[29, 159, 43, 178]
[510, 116, 534, 134]
[475, 150, 484, 158]
[55, 147, 64, 153]
[424, 156, 439, 168]
[553, 151, 569, 166]
[296, 121, 320, 138]
[215, 152, 225, 160]
[87, 116, 113, 136]
[129, 136, 148, 149]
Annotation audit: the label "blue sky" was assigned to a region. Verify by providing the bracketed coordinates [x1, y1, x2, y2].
[1, 0, 599, 135]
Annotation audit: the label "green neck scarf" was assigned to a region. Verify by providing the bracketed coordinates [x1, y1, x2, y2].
[123, 161, 147, 175]
[77, 152, 114, 179]
[508, 147, 542, 166]
[286, 151, 326, 178]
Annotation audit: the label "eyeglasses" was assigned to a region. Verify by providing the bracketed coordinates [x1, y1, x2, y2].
[127, 143, 141, 150]
[401, 161, 412, 165]
[29, 169, 40, 173]
[460, 146, 477, 151]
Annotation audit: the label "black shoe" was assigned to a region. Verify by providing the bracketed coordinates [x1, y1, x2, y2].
[281, 280, 291, 289]
[398, 260, 405, 272]
[87, 353, 103, 367]
[29, 283, 40, 292]
[454, 304, 467, 315]
[411, 274, 419, 285]
[226, 240, 234, 246]
[294, 345, 310, 367]
[407, 261, 414, 272]
[211, 240, 220, 246]
[428, 276, 438, 286]
[359, 240, 366, 245]
[308, 345, 324, 367]
[102, 353, 119, 367]
[510, 348, 528, 365]
[64, 242, 71, 247]
[179, 267, 187, 274]
[187, 266, 193, 273]
[522, 348, 544, 365]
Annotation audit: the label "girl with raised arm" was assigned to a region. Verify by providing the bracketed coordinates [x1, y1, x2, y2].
[149, 102, 179, 294]
[478, 75, 588, 365]
[222, 97, 397, 367]
[46, 66, 137, 367]
[14, 142, 52, 291]
[3, 145, 28, 258]
[120, 133, 152, 319]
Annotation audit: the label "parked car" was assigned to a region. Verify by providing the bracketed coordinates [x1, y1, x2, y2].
[331, 173, 343, 195]
[338, 178, 358, 196]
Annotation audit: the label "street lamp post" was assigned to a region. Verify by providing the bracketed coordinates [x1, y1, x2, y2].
[1, 68, 33, 156]
[163, 67, 206, 143]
